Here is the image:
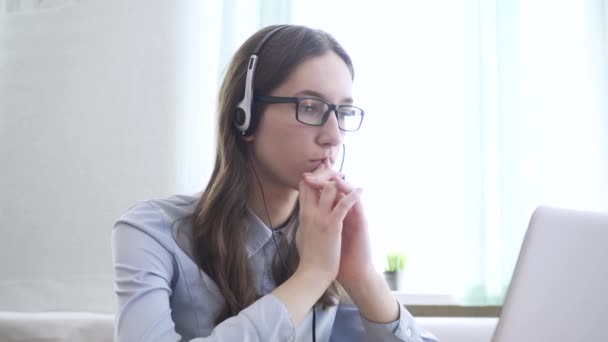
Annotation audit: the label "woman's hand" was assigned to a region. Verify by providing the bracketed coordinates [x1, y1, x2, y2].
[296, 168, 362, 287]
[302, 161, 376, 288]
[301, 161, 399, 324]
[273, 178, 361, 326]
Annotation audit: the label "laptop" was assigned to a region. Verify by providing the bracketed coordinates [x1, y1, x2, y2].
[492, 206, 608, 341]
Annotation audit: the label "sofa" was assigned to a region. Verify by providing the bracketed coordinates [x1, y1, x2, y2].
[0, 312, 497, 342]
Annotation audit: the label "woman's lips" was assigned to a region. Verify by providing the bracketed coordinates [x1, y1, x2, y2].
[309, 158, 332, 169]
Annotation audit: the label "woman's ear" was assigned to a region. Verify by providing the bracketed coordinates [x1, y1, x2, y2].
[241, 133, 255, 142]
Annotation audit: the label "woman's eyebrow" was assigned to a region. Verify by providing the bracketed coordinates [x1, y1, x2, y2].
[294, 89, 354, 104]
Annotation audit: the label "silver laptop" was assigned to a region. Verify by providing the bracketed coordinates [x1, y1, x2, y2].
[492, 206, 608, 341]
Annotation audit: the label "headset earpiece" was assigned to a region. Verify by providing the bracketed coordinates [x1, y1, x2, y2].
[233, 105, 249, 135]
[233, 25, 288, 136]
[233, 107, 245, 126]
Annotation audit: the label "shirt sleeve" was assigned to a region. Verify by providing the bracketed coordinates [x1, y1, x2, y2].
[112, 201, 297, 342]
[330, 299, 439, 342]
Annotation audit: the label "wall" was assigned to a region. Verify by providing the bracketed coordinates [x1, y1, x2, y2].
[0, 0, 184, 313]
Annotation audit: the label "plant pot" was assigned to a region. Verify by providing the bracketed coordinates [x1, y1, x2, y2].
[384, 271, 405, 291]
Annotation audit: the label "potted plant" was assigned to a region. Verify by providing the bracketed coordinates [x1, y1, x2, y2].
[384, 250, 407, 291]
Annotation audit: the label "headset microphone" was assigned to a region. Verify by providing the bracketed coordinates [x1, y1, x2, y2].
[339, 143, 346, 179]
[339, 143, 346, 174]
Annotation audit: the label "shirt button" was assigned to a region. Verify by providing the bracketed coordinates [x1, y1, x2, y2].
[405, 328, 412, 337]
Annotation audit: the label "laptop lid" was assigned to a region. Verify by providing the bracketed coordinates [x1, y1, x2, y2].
[492, 206, 608, 341]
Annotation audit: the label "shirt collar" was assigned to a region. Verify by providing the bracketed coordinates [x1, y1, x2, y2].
[245, 207, 297, 258]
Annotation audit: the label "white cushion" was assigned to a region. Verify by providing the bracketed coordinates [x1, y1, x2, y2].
[418, 317, 498, 342]
[0, 312, 114, 342]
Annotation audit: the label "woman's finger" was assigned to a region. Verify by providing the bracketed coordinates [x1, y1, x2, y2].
[330, 187, 363, 223]
[318, 182, 338, 213]
[303, 174, 323, 188]
[303, 176, 335, 191]
[298, 180, 317, 215]
[332, 191, 346, 210]
[305, 161, 344, 183]
[331, 175, 356, 194]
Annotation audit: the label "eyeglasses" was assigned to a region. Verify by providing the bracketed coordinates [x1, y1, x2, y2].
[255, 96, 365, 132]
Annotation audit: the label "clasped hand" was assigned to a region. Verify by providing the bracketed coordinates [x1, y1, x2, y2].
[296, 160, 375, 289]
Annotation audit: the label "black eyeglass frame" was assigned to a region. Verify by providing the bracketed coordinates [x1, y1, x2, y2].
[254, 95, 365, 132]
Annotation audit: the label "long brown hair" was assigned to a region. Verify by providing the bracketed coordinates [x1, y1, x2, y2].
[192, 25, 354, 325]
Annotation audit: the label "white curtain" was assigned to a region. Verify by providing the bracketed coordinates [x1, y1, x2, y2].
[176, 0, 291, 193]
[291, 0, 608, 304]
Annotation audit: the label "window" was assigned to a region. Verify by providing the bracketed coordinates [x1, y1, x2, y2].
[290, 0, 608, 304]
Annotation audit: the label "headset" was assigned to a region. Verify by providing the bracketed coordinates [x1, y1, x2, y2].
[233, 25, 289, 136]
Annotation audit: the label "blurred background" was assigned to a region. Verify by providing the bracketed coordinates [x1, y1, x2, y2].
[1, 0, 607, 314]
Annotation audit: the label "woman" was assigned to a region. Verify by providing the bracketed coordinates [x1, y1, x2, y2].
[112, 24, 438, 341]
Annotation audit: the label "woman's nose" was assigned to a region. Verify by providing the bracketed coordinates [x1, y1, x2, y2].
[317, 111, 343, 147]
